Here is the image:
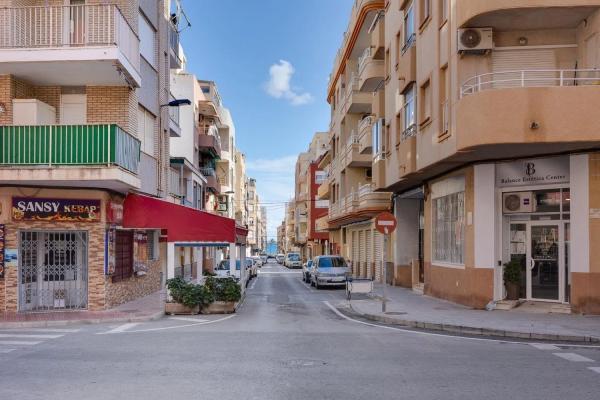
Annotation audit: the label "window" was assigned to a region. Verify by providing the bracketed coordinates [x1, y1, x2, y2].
[137, 106, 156, 155]
[419, 79, 431, 126]
[439, 0, 449, 25]
[201, 86, 210, 94]
[139, 15, 156, 66]
[315, 171, 327, 184]
[420, 0, 431, 27]
[403, 2, 415, 52]
[432, 177, 465, 265]
[372, 118, 385, 156]
[402, 84, 416, 140]
[384, 123, 391, 155]
[113, 230, 133, 283]
[146, 230, 158, 261]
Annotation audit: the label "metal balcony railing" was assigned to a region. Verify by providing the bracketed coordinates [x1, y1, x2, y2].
[358, 46, 373, 74]
[199, 167, 216, 177]
[460, 69, 600, 97]
[168, 168, 181, 197]
[169, 94, 180, 127]
[0, 124, 140, 173]
[0, 4, 140, 72]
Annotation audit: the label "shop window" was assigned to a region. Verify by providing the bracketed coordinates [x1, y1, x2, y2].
[432, 177, 465, 265]
[113, 231, 133, 283]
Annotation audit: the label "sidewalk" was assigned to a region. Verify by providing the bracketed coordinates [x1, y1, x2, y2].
[0, 291, 166, 329]
[338, 284, 600, 343]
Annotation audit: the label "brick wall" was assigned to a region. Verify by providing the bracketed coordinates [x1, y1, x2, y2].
[87, 86, 137, 135]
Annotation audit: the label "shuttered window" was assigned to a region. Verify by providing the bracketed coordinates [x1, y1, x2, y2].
[113, 231, 133, 283]
[365, 230, 372, 279]
[492, 49, 557, 89]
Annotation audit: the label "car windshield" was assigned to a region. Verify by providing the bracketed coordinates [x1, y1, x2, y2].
[288, 254, 300, 261]
[217, 260, 241, 270]
[306, 260, 313, 268]
[318, 257, 346, 268]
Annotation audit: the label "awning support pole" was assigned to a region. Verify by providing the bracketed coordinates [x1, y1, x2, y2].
[229, 243, 236, 277]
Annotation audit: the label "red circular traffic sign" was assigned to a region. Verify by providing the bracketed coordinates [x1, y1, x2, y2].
[375, 212, 397, 235]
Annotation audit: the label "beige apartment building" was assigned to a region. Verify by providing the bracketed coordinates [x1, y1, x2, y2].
[0, 0, 179, 311]
[324, 0, 600, 314]
[234, 150, 248, 226]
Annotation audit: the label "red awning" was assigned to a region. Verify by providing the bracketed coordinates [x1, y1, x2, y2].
[122, 193, 236, 243]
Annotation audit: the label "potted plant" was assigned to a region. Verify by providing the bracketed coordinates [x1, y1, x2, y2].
[165, 277, 214, 315]
[201, 276, 241, 314]
[503, 260, 521, 301]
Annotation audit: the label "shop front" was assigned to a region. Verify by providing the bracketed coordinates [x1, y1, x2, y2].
[497, 156, 571, 304]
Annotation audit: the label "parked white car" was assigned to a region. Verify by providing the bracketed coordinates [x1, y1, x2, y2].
[276, 254, 285, 264]
[285, 252, 302, 269]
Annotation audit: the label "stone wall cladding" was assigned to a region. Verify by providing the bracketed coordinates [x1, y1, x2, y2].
[105, 259, 161, 308]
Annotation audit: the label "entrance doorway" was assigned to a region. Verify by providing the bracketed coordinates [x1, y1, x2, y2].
[19, 231, 88, 311]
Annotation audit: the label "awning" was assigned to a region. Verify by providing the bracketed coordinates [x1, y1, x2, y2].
[122, 193, 236, 243]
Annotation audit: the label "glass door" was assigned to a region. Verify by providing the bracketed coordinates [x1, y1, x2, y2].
[527, 223, 562, 301]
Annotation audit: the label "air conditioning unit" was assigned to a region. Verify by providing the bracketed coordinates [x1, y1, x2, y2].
[502, 192, 534, 214]
[458, 27, 493, 53]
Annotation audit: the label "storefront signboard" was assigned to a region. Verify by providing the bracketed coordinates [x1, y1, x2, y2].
[104, 228, 116, 275]
[12, 197, 101, 222]
[106, 201, 124, 225]
[496, 157, 570, 188]
[0, 224, 4, 278]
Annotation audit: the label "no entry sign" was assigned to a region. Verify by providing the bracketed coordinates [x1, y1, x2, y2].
[375, 212, 397, 235]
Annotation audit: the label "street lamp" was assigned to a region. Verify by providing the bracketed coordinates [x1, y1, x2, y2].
[160, 98, 191, 108]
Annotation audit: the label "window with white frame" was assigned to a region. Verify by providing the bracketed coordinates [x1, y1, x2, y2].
[139, 15, 156, 66]
[315, 171, 327, 184]
[431, 176, 465, 265]
[372, 118, 385, 156]
[402, 84, 416, 140]
[403, 2, 415, 52]
[316, 200, 329, 208]
[137, 106, 156, 155]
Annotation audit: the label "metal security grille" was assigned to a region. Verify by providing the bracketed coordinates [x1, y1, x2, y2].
[19, 231, 88, 312]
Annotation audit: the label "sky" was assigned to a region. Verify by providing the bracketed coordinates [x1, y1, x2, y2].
[180, 0, 354, 242]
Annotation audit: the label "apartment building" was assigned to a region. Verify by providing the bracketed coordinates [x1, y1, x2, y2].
[259, 206, 268, 253]
[284, 199, 297, 253]
[319, 0, 392, 282]
[246, 178, 261, 254]
[0, 0, 179, 311]
[234, 150, 248, 226]
[331, 0, 600, 314]
[277, 223, 286, 254]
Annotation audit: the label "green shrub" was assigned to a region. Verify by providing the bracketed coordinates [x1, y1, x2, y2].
[503, 260, 521, 284]
[166, 277, 215, 308]
[205, 276, 242, 302]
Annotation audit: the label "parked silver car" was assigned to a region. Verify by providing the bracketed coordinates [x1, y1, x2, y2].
[302, 260, 314, 283]
[310, 256, 349, 289]
[285, 252, 302, 269]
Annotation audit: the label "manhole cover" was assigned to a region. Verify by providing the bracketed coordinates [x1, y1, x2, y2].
[384, 311, 407, 316]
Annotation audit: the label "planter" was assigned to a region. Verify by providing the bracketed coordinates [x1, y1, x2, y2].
[201, 301, 236, 314]
[165, 302, 200, 315]
[505, 282, 520, 301]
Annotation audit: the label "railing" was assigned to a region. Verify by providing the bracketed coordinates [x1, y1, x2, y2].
[168, 167, 181, 197]
[358, 46, 373, 74]
[169, 94, 180, 127]
[346, 131, 359, 151]
[0, 4, 140, 72]
[460, 69, 600, 97]
[199, 167, 216, 177]
[401, 33, 416, 55]
[358, 115, 374, 135]
[169, 21, 179, 54]
[401, 124, 417, 142]
[0, 124, 140, 173]
[358, 183, 373, 198]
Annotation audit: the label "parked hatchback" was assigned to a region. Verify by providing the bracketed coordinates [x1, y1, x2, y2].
[310, 256, 349, 289]
[285, 252, 302, 269]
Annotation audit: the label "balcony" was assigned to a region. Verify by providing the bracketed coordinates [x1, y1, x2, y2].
[358, 47, 384, 92]
[341, 131, 371, 169]
[372, 156, 386, 191]
[168, 21, 182, 69]
[168, 94, 181, 138]
[328, 184, 391, 228]
[397, 134, 417, 179]
[199, 167, 221, 193]
[315, 215, 330, 232]
[197, 125, 222, 159]
[357, 115, 374, 154]
[398, 35, 416, 92]
[369, 10, 384, 58]
[0, 4, 140, 87]
[456, 69, 600, 157]
[317, 182, 330, 200]
[342, 75, 373, 115]
[0, 124, 140, 192]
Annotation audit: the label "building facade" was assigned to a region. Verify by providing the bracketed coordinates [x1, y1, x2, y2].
[319, 0, 600, 314]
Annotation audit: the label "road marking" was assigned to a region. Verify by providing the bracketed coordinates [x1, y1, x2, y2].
[0, 328, 79, 334]
[249, 279, 257, 290]
[168, 317, 209, 323]
[0, 340, 43, 345]
[100, 314, 237, 334]
[552, 353, 595, 362]
[588, 367, 600, 374]
[0, 333, 63, 339]
[530, 343, 560, 350]
[322, 301, 600, 348]
[0, 348, 15, 354]
[99, 323, 140, 334]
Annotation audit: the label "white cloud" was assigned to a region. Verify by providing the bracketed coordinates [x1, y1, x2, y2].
[265, 60, 313, 106]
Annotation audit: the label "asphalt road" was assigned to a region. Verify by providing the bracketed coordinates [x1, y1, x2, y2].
[1, 261, 599, 399]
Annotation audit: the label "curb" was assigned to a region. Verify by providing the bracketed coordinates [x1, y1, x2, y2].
[340, 304, 600, 344]
[0, 310, 165, 329]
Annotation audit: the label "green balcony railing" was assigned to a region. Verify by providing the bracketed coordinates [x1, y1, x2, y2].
[0, 124, 140, 174]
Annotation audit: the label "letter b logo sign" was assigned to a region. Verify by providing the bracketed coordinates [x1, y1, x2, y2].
[525, 163, 536, 176]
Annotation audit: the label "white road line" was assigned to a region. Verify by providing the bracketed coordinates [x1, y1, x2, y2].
[0, 340, 43, 346]
[0, 333, 63, 339]
[588, 367, 600, 374]
[168, 317, 209, 323]
[99, 323, 140, 334]
[0, 328, 79, 334]
[552, 353, 595, 362]
[0, 349, 15, 354]
[530, 343, 560, 350]
[322, 301, 600, 348]
[123, 314, 237, 333]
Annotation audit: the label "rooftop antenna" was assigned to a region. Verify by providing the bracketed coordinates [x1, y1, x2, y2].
[171, 0, 192, 33]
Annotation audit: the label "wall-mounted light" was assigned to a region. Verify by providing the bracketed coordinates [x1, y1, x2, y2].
[518, 37, 528, 46]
